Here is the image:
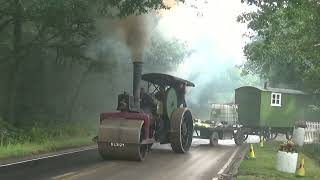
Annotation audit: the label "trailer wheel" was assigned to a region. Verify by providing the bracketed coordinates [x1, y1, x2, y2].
[210, 132, 219, 146]
[234, 130, 245, 145]
[286, 130, 293, 140]
[264, 131, 278, 141]
[244, 134, 249, 141]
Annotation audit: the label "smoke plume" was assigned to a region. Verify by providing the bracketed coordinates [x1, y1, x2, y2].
[119, 15, 152, 62]
[117, 0, 177, 62]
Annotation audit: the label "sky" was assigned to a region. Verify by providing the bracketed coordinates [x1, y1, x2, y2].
[154, 0, 256, 105]
[157, 0, 254, 76]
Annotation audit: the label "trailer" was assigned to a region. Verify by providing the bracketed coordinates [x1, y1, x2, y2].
[193, 103, 245, 146]
[235, 86, 308, 141]
[193, 86, 320, 145]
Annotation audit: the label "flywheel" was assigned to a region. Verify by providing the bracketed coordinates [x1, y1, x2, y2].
[164, 87, 178, 119]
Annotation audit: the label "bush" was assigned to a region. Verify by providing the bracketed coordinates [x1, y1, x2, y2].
[0, 120, 95, 146]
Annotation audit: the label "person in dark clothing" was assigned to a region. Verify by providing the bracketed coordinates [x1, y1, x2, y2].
[176, 82, 187, 107]
[154, 86, 165, 101]
[140, 88, 154, 107]
[140, 88, 156, 114]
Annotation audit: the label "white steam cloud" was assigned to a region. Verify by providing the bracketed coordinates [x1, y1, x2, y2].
[155, 0, 259, 118]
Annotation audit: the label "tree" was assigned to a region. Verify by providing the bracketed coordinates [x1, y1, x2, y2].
[144, 32, 193, 73]
[239, 0, 320, 92]
[0, 0, 184, 123]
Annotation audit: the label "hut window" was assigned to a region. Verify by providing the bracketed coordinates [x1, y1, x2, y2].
[271, 93, 281, 106]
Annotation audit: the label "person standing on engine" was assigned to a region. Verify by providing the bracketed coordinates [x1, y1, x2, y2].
[140, 87, 156, 113]
[176, 82, 187, 107]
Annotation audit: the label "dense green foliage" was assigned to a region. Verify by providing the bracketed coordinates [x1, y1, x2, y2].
[0, 116, 94, 159]
[239, 0, 320, 93]
[0, 118, 93, 146]
[0, 136, 93, 159]
[0, 0, 192, 157]
[0, 0, 190, 127]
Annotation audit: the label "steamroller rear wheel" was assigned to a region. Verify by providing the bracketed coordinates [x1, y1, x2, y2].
[170, 108, 193, 153]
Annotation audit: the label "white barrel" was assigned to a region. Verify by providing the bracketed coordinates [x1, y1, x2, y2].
[276, 151, 298, 173]
[293, 127, 305, 147]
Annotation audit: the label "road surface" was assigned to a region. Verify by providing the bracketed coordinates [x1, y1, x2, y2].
[0, 139, 239, 180]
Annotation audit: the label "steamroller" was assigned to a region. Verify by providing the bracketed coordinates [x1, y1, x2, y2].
[97, 62, 195, 161]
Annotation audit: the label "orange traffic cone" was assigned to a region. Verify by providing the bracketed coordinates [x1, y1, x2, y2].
[249, 144, 256, 159]
[296, 157, 305, 177]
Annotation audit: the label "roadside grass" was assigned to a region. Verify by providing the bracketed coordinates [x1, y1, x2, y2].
[0, 122, 97, 160]
[304, 144, 320, 165]
[236, 142, 320, 180]
[0, 136, 94, 160]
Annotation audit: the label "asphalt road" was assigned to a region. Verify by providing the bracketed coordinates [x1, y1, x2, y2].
[0, 139, 238, 180]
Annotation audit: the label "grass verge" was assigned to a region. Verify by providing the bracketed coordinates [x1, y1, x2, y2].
[0, 136, 94, 160]
[0, 121, 97, 160]
[304, 144, 320, 165]
[236, 142, 320, 180]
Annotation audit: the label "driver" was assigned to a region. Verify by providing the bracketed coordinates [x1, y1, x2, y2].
[176, 82, 187, 107]
[140, 88, 157, 114]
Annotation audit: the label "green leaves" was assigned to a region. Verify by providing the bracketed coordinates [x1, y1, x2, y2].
[240, 0, 320, 91]
[95, 0, 184, 18]
[303, 67, 320, 93]
[144, 32, 192, 73]
[1, 0, 185, 64]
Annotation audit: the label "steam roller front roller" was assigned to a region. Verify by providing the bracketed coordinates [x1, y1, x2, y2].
[98, 118, 148, 161]
[170, 108, 194, 153]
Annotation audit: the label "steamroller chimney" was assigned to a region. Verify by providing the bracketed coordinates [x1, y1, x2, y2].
[133, 62, 143, 108]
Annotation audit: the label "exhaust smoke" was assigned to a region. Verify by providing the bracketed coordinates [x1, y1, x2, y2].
[95, 1, 178, 108]
[119, 0, 176, 62]
[119, 15, 151, 62]
[118, 14, 154, 107]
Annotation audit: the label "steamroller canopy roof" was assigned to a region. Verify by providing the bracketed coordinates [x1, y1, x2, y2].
[141, 73, 195, 88]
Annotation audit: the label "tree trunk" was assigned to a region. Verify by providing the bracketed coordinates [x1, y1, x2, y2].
[67, 70, 90, 121]
[40, 57, 50, 121]
[5, 0, 23, 124]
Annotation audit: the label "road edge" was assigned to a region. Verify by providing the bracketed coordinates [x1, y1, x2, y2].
[0, 145, 97, 168]
[214, 144, 248, 180]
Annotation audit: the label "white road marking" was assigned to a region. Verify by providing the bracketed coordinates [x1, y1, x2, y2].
[52, 172, 76, 179]
[211, 177, 218, 180]
[217, 146, 239, 175]
[0, 146, 97, 168]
